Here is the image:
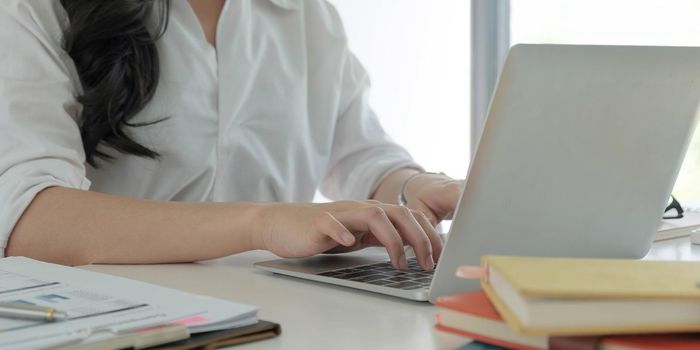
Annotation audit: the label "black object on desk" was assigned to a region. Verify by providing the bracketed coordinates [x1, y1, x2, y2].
[152, 320, 281, 349]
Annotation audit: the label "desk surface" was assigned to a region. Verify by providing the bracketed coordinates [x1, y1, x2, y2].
[82, 236, 700, 350]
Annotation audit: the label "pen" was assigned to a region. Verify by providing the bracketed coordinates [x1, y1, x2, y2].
[0, 301, 68, 322]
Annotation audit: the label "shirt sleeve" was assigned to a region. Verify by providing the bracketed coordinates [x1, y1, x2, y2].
[0, 4, 91, 255]
[319, 44, 423, 200]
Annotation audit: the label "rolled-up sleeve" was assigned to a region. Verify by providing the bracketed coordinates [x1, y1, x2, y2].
[320, 45, 422, 200]
[0, 4, 90, 255]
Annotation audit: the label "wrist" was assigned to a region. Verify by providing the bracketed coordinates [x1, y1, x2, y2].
[371, 168, 422, 204]
[249, 202, 277, 251]
[398, 171, 446, 206]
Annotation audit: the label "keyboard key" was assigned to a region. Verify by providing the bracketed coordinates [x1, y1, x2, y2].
[339, 271, 377, 279]
[374, 268, 398, 273]
[349, 274, 387, 283]
[353, 265, 376, 271]
[317, 258, 435, 281]
[385, 276, 411, 282]
[415, 277, 433, 284]
[377, 269, 406, 276]
[377, 270, 408, 277]
[367, 279, 395, 286]
[372, 262, 394, 268]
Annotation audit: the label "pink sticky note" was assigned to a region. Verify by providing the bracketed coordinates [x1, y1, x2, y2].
[456, 265, 488, 279]
[172, 316, 209, 326]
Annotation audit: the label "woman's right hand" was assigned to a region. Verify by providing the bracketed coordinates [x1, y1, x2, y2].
[254, 201, 442, 271]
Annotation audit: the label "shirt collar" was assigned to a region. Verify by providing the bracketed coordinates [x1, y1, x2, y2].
[267, 0, 300, 10]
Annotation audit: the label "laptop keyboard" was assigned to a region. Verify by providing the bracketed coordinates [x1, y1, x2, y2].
[316, 257, 434, 290]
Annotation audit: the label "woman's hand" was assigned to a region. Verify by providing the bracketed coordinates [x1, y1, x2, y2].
[402, 173, 464, 226]
[254, 201, 442, 271]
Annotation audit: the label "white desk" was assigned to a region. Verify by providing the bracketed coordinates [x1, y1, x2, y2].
[81, 236, 700, 350]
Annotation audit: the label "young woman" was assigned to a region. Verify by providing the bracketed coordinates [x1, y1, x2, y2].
[0, 0, 462, 270]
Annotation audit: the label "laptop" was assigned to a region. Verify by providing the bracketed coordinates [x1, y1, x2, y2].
[255, 44, 700, 302]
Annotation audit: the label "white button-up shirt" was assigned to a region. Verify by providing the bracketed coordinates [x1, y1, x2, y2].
[0, 0, 419, 253]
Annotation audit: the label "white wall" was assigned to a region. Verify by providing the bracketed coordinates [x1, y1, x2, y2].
[329, 0, 472, 180]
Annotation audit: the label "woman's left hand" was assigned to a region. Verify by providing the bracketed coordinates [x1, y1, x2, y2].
[402, 173, 464, 226]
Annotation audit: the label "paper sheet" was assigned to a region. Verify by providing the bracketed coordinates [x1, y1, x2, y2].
[0, 257, 258, 350]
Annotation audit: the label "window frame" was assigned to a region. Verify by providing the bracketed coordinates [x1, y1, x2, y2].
[470, 0, 511, 156]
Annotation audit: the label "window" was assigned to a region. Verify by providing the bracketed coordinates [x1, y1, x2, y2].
[510, 0, 700, 205]
[328, 1, 471, 180]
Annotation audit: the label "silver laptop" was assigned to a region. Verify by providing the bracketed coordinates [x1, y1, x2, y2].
[255, 44, 700, 302]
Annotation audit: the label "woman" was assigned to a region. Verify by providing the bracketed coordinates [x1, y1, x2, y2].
[0, 0, 462, 270]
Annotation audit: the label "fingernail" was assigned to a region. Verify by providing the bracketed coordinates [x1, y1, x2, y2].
[424, 255, 434, 271]
[342, 232, 355, 246]
[399, 255, 408, 270]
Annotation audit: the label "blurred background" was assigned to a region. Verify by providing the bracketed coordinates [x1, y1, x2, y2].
[329, 0, 700, 206]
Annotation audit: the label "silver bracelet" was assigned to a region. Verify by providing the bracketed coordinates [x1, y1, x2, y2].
[397, 171, 445, 206]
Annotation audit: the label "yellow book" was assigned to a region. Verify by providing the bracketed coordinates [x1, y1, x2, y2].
[479, 256, 700, 336]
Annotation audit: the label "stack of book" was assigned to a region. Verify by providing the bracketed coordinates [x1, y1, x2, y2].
[435, 256, 700, 350]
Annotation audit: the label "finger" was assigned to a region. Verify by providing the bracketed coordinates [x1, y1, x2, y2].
[409, 200, 439, 227]
[412, 209, 443, 263]
[314, 212, 355, 247]
[384, 206, 434, 271]
[425, 180, 463, 220]
[445, 181, 463, 216]
[335, 208, 408, 270]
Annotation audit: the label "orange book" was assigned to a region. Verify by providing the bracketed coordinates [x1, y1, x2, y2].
[436, 290, 700, 350]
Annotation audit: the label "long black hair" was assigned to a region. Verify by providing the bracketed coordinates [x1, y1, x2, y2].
[60, 0, 170, 167]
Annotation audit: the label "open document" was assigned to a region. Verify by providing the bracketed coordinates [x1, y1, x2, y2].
[0, 257, 258, 350]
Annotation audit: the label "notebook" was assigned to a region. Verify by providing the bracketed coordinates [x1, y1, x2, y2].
[436, 290, 700, 350]
[478, 255, 700, 336]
